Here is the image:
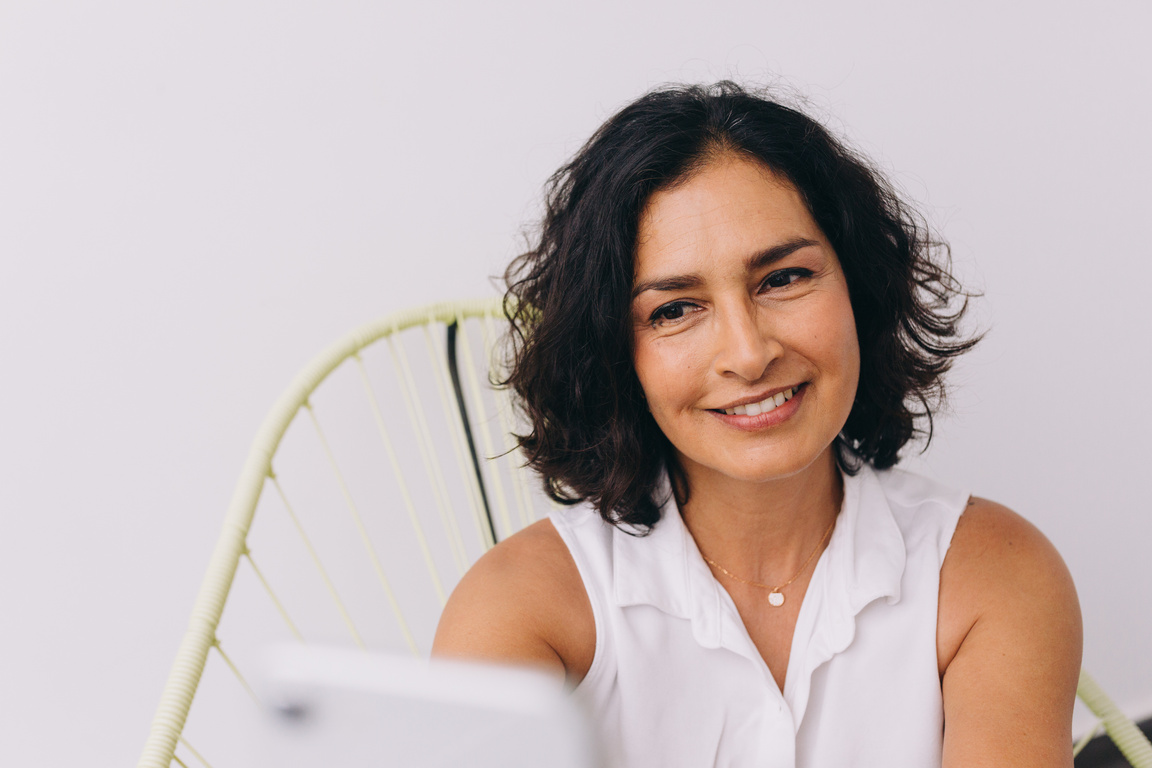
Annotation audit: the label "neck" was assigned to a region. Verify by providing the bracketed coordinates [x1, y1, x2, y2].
[677, 447, 843, 585]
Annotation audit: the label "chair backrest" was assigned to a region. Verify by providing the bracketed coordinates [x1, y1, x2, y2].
[139, 298, 1152, 768]
[1074, 671, 1152, 767]
[138, 298, 549, 768]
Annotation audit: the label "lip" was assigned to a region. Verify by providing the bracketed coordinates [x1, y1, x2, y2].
[709, 383, 806, 412]
[708, 383, 807, 431]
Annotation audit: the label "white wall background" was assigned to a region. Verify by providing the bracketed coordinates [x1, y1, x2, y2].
[1, 1, 1149, 764]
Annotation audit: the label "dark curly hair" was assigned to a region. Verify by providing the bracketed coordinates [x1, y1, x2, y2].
[502, 81, 979, 531]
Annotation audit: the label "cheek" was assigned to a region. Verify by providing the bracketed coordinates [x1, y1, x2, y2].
[835, 304, 860, 371]
[632, 338, 706, 417]
[841, 335, 861, 404]
[631, 338, 657, 398]
[828, 299, 861, 403]
[798, 292, 859, 396]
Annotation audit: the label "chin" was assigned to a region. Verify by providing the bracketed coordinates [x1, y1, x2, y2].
[682, 444, 834, 487]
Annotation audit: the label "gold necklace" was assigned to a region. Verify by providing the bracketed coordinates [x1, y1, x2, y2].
[701, 516, 837, 607]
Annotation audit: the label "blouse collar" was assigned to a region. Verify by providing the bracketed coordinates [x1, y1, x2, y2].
[610, 464, 908, 657]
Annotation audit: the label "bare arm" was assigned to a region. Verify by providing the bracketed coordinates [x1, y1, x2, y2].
[938, 498, 1083, 767]
[432, 519, 595, 685]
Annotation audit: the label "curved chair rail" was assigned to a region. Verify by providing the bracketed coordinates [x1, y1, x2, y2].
[139, 296, 1152, 768]
[1076, 671, 1152, 767]
[137, 298, 504, 768]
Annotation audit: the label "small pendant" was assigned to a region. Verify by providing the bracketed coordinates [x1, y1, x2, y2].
[767, 591, 785, 607]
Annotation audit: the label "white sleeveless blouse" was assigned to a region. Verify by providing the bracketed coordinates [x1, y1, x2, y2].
[549, 465, 968, 768]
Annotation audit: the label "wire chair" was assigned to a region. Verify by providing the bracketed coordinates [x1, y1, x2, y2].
[137, 298, 1152, 768]
[1074, 672, 1152, 767]
[137, 298, 546, 768]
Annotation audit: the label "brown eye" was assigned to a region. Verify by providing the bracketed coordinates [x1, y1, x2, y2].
[763, 268, 813, 290]
[649, 301, 694, 325]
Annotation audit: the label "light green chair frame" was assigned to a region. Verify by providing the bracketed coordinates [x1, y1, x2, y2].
[138, 298, 523, 768]
[138, 298, 1152, 768]
[1074, 673, 1152, 766]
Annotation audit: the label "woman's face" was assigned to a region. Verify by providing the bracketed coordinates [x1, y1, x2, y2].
[631, 154, 860, 489]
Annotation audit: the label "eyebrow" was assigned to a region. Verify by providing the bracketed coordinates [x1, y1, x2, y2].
[631, 237, 820, 298]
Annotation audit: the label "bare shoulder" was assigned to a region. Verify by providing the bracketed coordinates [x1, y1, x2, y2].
[432, 518, 595, 685]
[937, 497, 1083, 767]
[937, 497, 1080, 671]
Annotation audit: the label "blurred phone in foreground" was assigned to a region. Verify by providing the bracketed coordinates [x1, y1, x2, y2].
[255, 645, 600, 768]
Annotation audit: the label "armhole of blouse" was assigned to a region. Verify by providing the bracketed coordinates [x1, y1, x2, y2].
[938, 491, 971, 566]
[548, 510, 609, 693]
[934, 490, 973, 680]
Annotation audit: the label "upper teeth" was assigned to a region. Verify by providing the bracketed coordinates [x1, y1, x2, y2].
[724, 387, 796, 416]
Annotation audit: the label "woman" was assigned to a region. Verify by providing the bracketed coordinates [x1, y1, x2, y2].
[433, 82, 1082, 767]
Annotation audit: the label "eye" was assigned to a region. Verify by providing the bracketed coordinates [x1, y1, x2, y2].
[761, 267, 813, 290]
[648, 300, 697, 326]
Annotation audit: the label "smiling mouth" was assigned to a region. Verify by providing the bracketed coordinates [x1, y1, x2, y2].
[712, 384, 804, 416]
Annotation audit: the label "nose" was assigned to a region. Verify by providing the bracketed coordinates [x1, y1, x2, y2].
[713, 302, 781, 382]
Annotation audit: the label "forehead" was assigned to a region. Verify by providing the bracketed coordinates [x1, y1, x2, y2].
[634, 156, 824, 279]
